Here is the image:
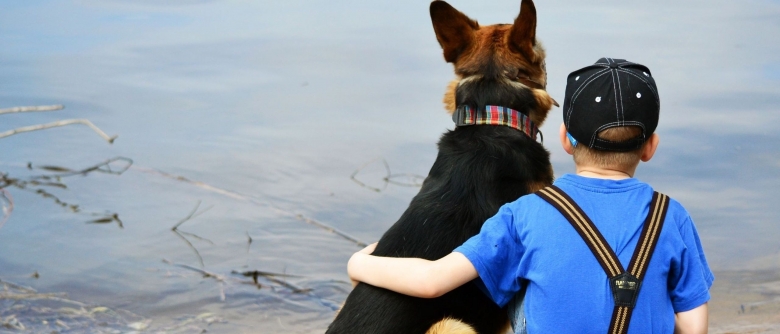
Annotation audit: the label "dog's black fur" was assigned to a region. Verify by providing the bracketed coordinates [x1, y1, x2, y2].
[327, 1, 554, 333]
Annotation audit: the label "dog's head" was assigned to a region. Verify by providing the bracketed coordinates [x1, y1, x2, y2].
[431, 0, 556, 127]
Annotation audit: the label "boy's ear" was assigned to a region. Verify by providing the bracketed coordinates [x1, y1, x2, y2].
[430, 1, 479, 63]
[559, 123, 574, 155]
[640, 134, 660, 162]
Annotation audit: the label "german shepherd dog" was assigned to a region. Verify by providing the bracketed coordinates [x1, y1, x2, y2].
[327, 0, 555, 333]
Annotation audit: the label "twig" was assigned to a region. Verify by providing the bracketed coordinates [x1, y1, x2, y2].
[136, 166, 368, 247]
[171, 201, 212, 230]
[172, 230, 206, 269]
[30, 157, 133, 178]
[231, 270, 309, 293]
[0, 119, 117, 143]
[294, 213, 367, 247]
[0, 104, 64, 115]
[0, 188, 13, 229]
[86, 213, 123, 229]
[171, 201, 215, 268]
[162, 259, 226, 282]
[385, 173, 426, 187]
[350, 158, 391, 193]
[351, 158, 426, 191]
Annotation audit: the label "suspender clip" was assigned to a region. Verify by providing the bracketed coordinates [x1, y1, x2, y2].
[609, 272, 642, 308]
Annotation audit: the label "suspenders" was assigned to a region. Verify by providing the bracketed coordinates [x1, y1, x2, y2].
[536, 185, 670, 334]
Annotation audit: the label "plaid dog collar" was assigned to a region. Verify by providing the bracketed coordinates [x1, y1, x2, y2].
[452, 105, 540, 141]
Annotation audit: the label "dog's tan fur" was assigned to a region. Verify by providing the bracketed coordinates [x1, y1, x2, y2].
[425, 318, 477, 334]
[436, 1, 555, 127]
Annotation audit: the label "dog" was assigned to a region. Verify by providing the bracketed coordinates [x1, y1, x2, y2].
[326, 0, 555, 333]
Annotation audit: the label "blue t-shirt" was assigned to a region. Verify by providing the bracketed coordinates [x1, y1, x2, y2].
[455, 174, 714, 333]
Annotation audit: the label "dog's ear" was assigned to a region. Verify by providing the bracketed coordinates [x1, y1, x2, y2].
[430, 1, 478, 63]
[508, 0, 538, 60]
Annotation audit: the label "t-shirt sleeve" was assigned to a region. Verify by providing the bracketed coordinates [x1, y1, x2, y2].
[669, 214, 715, 312]
[454, 203, 523, 307]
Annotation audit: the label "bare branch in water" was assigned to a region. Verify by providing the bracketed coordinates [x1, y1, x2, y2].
[30, 157, 133, 178]
[171, 201, 215, 268]
[162, 259, 227, 282]
[385, 173, 426, 187]
[231, 270, 309, 293]
[0, 119, 117, 143]
[350, 158, 391, 193]
[1, 158, 131, 227]
[0, 188, 13, 229]
[172, 231, 206, 269]
[245, 231, 253, 253]
[161, 259, 228, 301]
[351, 158, 426, 192]
[171, 200, 213, 230]
[0, 105, 64, 115]
[86, 213, 123, 229]
[136, 167, 368, 247]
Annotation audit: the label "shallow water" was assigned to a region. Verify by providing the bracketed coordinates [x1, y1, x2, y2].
[1, 0, 779, 332]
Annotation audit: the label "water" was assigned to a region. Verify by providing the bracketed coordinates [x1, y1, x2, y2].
[1, 0, 779, 332]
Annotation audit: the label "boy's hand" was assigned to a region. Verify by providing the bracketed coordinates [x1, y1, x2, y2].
[350, 242, 378, 287]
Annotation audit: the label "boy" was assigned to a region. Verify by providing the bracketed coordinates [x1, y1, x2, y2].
[347, 58, 714, 333]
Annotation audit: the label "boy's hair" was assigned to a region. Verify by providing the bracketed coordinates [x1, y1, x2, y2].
[572, 126, 643, 169]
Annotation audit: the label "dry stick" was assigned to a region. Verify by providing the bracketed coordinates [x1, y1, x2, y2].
[0, 188, 13, 228]
[172, 202, 215, 244]
[136, 166, 368, 247]
[245, 231, 253, 253]
[171, 201, 215, 268]
[385, 173, 426, 187]
[0, 105, 64, 115]
[30, 157, 133, 179]
[0, 119, 117, 144]
[161, 259, 228, 301]
[350, 158, 391, 193]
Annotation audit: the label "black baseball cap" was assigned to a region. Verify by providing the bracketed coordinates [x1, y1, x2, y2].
[563, 58, 660, 152]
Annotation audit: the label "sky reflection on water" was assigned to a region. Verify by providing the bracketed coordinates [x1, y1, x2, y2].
[1, 0, 779, 332]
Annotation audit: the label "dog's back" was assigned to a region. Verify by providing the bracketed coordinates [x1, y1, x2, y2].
[327, 1, 555, 333]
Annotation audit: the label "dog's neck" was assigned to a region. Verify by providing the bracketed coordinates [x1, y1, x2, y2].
[452, 105, 540, 141]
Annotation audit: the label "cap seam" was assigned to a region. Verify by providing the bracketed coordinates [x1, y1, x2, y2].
[616, 69, 659, 104]
[567, 69, 611, 127]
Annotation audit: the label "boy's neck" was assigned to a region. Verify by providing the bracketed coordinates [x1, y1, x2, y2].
[575, 164, 637, 180]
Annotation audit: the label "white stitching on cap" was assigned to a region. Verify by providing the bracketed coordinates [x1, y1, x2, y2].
[566, 69, 611, 126]
[616, 67, 625, 125]
[610, 68, 619, 126]
[616, 69, 659, 104]
[567, 69, 610, 124]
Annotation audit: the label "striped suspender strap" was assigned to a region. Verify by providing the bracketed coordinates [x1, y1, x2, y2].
[536, 185, 670, 334]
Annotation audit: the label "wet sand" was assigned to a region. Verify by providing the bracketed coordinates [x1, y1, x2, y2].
[709, 269, 780, 333]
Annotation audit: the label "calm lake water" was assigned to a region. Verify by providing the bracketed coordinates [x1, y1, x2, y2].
[1, 0, 779, 332]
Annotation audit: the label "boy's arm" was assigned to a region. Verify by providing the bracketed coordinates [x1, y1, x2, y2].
[348, 243, 478, 298]
[674, 303, 708, 334]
